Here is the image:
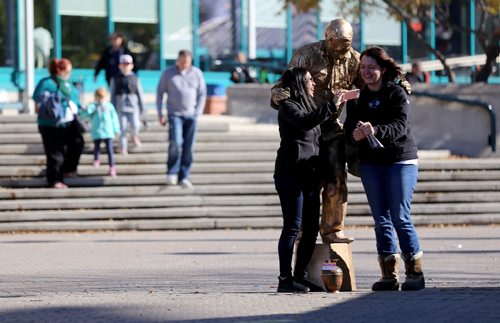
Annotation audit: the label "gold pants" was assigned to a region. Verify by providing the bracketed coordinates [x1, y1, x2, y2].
[319, 134, 348, 238]
[320, 172, 348, 237]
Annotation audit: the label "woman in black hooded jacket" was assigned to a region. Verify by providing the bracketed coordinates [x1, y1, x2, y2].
[274, 67, 338, 293]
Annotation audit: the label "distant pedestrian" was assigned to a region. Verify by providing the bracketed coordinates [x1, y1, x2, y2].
[32, 58, 84, 188]
[345, 46, 425, 291]
[110, 54, 145, 155]
[94, 32, 137, 86]
[156, 50, 207, 188]
[405, 62, 428, 85]
[230, 51, 258, 84]
[81, 87, 121, 177]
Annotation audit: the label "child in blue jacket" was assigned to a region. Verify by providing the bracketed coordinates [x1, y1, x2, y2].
[81, 87, 121, 177]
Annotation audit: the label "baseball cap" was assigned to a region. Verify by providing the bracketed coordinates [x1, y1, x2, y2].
[119, 54, 133, 64]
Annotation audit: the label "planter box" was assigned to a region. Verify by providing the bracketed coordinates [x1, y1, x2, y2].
[204, 95, 227, 115]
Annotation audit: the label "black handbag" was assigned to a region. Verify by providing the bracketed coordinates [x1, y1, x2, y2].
[74, 115, 89, 133]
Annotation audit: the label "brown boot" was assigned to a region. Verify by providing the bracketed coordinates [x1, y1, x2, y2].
[372, 254, 400, 291]
[401, 251, 425, 291]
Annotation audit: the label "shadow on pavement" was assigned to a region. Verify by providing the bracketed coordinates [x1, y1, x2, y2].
[1, 288, 499, 322]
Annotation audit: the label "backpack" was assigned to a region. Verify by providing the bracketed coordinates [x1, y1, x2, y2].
[37, 79, 66, 127]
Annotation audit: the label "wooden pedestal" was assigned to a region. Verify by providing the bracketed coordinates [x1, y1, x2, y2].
[307, 242, 357, 292]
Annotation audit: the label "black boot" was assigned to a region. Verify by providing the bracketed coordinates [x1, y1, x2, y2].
[294, 276, 326, 292]
[401, 251, 425, 291]
[277, 276, 308, 293]
[372, 254, 400, 291]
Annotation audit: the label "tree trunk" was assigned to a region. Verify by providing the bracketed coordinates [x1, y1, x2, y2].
[475, 47, 499, 82]
[475, 28, 500, 83]
[382, 0, 456, 83]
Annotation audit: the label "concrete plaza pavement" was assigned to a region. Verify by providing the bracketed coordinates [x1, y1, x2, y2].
[1, 225, 500, 322]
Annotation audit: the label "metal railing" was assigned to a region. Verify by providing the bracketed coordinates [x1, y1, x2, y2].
[412, 91, 496, 152]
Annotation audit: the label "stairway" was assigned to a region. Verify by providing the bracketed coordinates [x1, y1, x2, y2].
[1, 114, 499, 232]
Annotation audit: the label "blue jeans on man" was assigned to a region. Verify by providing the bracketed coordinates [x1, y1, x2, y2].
[167, 115, 197, 181]
[360, 163, 421, 256]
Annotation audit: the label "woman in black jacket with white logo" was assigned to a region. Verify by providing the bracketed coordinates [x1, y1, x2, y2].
[274, 67, 337, 293]
[344, 46, 424, 292]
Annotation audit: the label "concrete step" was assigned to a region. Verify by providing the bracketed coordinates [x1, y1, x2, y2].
[0, 195, 280, 211]
[2, 191, 500, 211]
[0, 162, 276, 177]
[1, 213, 499, 232]
[0, 205, 283, 222]
[0, 217, 284, 232]
[0, 150, 452, 166]
[2, 181, 500, 200]
[0, 152, 277, 165]
[0, 132, 279, 144]
[3, 163, 500, 181]
[0, 141, 279, 154]
[0, 184, 277, 199]
[1, 202, 500, 224]
[0, 113, 258, 125]
[0, 173, 274, 188]
[0, 122, 230, 133]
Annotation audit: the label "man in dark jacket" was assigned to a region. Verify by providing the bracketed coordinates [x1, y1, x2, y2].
[94, 32, 137, 86]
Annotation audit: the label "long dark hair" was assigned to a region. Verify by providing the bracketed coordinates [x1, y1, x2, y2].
[280, 67, 315, 112]
[360, 46, 404, 83]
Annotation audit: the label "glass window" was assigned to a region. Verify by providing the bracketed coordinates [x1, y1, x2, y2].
[114, 22, 158, 70]
[59, 0, 106, 17]
[34, 0, 52, 68]
[254, 0, 286, 58]
[0, 0, 18, 67]
[113, 0, 156, 23]
[61, 15, 107, 68]
[199, 0, 233, 59]
[163, 0, 192, 60]
[292, 11, 319, 50]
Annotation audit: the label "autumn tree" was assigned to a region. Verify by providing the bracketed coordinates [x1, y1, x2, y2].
[283, 0, 500, 83]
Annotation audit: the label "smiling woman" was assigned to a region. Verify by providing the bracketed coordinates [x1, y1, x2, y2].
[344, 46, 424, 292]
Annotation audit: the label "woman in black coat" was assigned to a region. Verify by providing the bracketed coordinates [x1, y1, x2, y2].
[274, 67, 338, 292]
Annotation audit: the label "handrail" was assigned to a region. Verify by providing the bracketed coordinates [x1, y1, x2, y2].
[412, 91, 496, 152]
[400, 54, 500, 72]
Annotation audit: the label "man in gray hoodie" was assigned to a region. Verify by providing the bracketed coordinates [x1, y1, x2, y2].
[156, 50, 207, 188]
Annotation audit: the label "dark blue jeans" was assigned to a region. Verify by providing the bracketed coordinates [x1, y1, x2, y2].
[167, 115, 198, 181]
[360, 163, 421, 256]
[275, 173, 321, 278]
[93, 138, 115, 167]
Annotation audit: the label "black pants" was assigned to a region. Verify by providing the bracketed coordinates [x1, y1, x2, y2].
[275, 172, 321, 278]
[39, 121, 84, 186]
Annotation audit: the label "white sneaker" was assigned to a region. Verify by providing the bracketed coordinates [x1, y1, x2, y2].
[179, 179, 193, 189]
[166, 174, 178, 185]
